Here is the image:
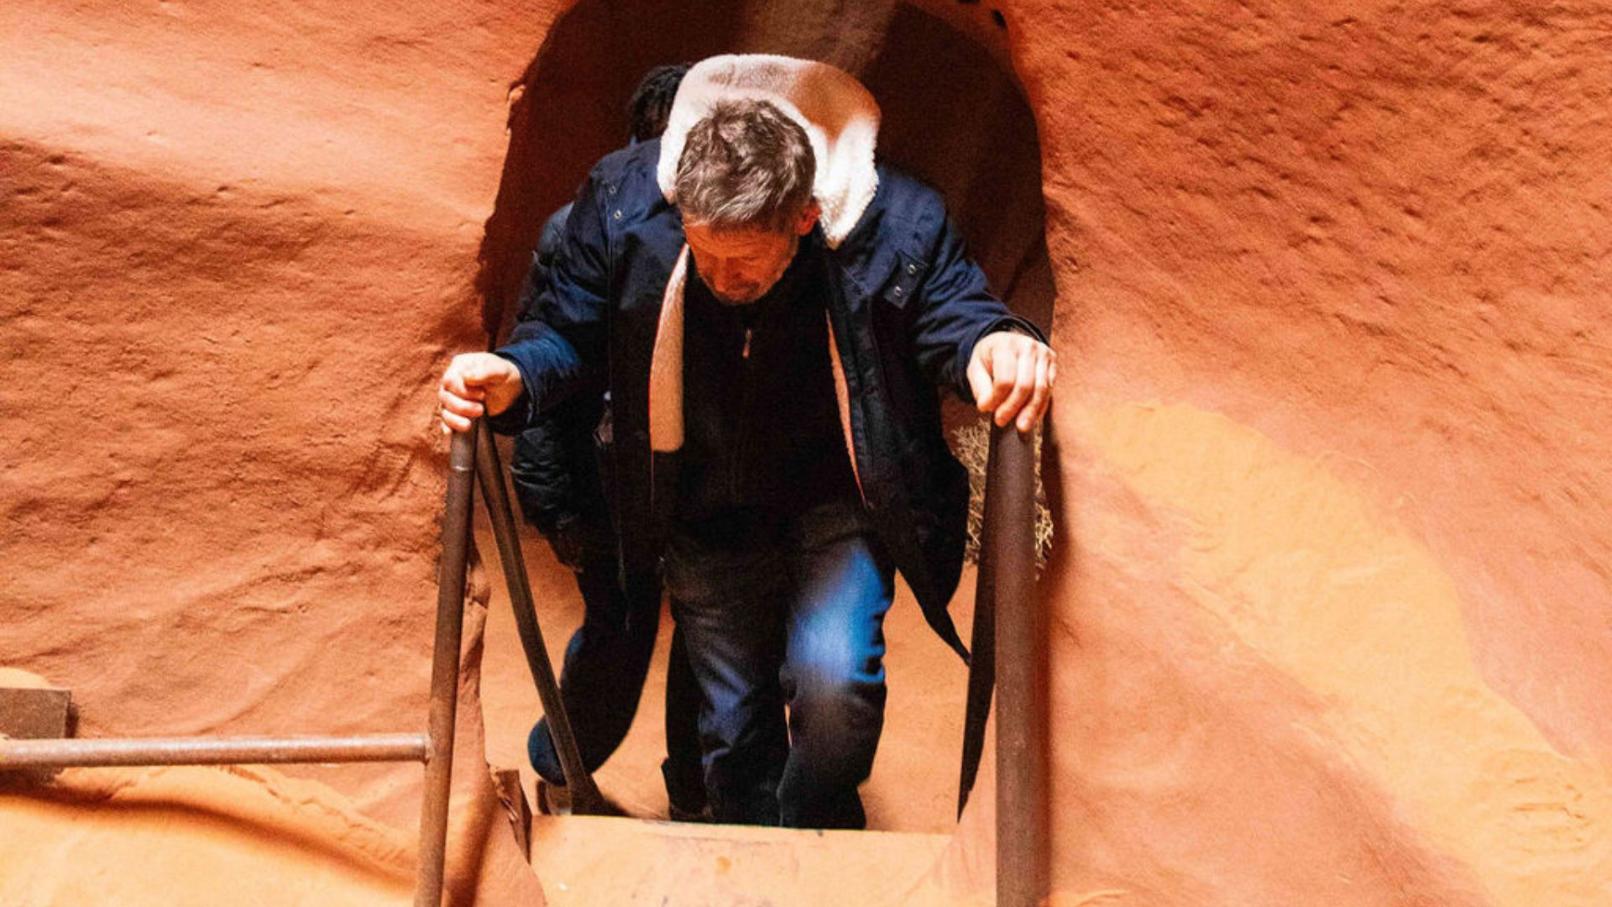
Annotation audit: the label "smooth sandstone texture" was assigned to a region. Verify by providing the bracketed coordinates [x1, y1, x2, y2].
[3, 0, 1611, 905]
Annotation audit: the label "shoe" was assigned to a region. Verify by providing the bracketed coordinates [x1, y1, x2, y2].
[537, 779, 630, 817]
[668, 802, 712, 823]
[535, 779, 572, 816]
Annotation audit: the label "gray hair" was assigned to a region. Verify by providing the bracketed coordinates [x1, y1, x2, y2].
[674, 99, 815, 232]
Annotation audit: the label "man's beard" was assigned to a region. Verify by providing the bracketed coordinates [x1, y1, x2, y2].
[710, 235, 799, 306]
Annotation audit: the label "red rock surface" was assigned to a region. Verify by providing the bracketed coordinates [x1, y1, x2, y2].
[4, 0, 1611, 904]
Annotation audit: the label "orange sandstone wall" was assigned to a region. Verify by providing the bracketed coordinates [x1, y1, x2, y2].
[4, 0, 1611, 905]
[992, 1, 1612, 903]
[0, 1, 556, 902]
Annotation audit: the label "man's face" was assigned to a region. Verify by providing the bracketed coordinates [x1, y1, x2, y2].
[682, 203, 820, 305]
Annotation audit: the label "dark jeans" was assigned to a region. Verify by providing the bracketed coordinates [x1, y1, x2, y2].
[526, 550, 706, 814]
[663, 498, 894, 829]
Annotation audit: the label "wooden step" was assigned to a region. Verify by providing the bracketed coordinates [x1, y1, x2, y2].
[527, 813, 951, 906]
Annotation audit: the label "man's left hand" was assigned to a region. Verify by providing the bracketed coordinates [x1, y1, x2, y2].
[966, 330, 1057, 433]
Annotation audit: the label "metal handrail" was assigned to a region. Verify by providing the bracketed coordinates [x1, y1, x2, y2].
[988, 425, 1048, 907]
[0, 734, 429, 768]
[473, 426, 609, 814]
[412, 422, 478, 906]
[2, 419, 1052, 905]
[956, 424, 1048, 907]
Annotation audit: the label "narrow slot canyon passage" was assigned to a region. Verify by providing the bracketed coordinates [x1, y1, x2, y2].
[472, 0, 1054, 839]
[12, 0, 1612, 903]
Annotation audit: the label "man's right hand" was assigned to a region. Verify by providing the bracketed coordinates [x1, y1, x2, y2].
[438, 353, 525, 433]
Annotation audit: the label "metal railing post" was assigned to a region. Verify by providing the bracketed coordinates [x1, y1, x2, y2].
[414, 422, 477, 907]
[986, 425, 1048, 907]
[472, 426, 608, 814]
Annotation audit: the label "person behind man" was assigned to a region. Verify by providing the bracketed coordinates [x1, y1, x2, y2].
[438, 55, 1055, 829]
[509, 63, 708, 819]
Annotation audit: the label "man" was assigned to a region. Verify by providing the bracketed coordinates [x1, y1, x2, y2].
[440, 55, 1054, 828]
[508, 63, 707, 819]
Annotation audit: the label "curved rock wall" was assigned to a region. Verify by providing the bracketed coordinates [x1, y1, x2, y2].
[3, 0, 1610, 904]
[1002, 1, 1612, 902]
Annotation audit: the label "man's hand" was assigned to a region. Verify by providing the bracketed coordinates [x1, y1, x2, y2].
[966, 330, 1057, 433]
[438, 353, 525, 434]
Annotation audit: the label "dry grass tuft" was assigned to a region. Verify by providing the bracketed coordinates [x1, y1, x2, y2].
[950, 417, 1053, 570]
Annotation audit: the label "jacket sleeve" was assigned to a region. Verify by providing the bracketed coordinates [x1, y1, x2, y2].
[489, 178, 611, 434]
[910, 213, 1048, 403]
[510, 203, 573, 324]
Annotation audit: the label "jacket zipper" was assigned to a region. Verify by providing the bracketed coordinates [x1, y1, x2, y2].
[732, 324, 756, 501]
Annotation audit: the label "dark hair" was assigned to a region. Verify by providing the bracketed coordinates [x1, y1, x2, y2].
[674, 99, 815, 233]
[628, 63, 691, 142]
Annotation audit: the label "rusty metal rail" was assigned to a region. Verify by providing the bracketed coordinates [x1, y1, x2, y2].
[956, 424, 1049, 907]
[986, 425, 1048, 907]
[473, 425, 609, 814]
[0, 412, 1049, 904]
[412, 422, 479, 907]
[0, 733, 428, 769]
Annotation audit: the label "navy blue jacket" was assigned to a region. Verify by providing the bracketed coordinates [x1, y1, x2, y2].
[491, 139, 1043, 658]
[508, 204, 594, 538]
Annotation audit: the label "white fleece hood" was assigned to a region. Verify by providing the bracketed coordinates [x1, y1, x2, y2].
[655, 54, 882, 249]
